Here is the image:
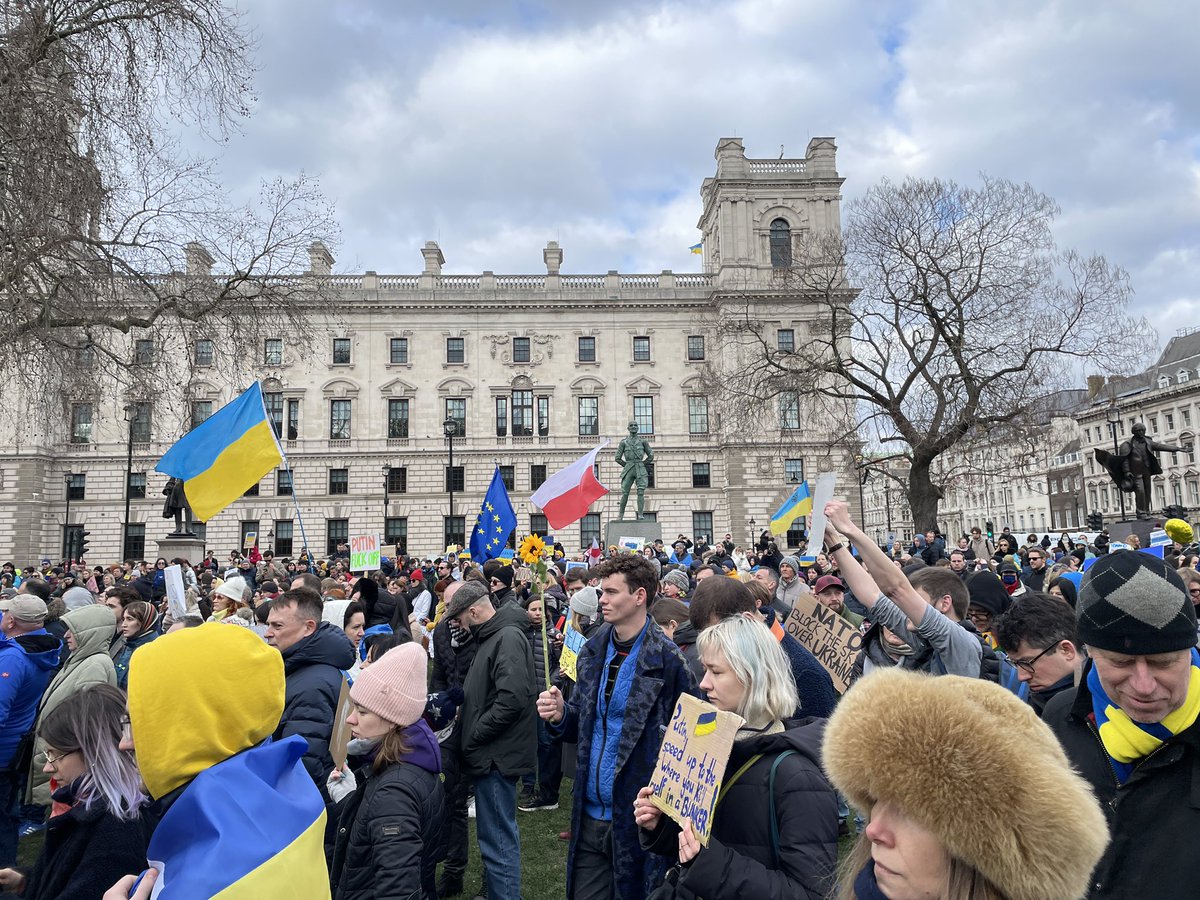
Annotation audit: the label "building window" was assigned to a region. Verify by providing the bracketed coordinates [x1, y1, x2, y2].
[578, 336, 596, 362]
[123, 524, 146, 560]
[264, 338, 283, 366]
[780, 392, 800, 430]
[633, 336, 651, 362]
[66, 473, 86, 500]
[692, 511, 714, 543]
[1172, 480, 1183, 505]
[499, 466, 515, 492]
[264, 392, 284, 437]
[1186, 441, 1196, 464]
[384, 517, 408, 553]
[786, 518, 806, 548]
[386, 467, 407, 494]
[537, 396, 550, 436]
[389, 337, 409, 364]
[692, 463, 711, 488]
[645, 461, 656, 489]
[277, 469, 293, 496]
[332, 338, 352, 365]
[578, 397, 599, 436]
[326, 518, 348, 556]
[444, 516, 466, 548]
[687, 336, 705, 361]
[1166, 412, 1175, 431]
[777, 329, 795, 354]
[446, 337, 465, 364]
[130, 402, 152, 443]
[127, 472, 146, 499]
[1191, 481, 1200, 506]
[580, 513, 601, 548]
[1156, 484, 1167, 509]
[274, 520, 293, 556]
[688, 396, 709, 434]
[286, 399, 300, 441]
[530, 513, 549, 536]
[330, 400, 352, 439]
[243, 481, 260, 497]
[133, 339, 155, 366]
[633, 396, 654, 434]
[513, 337, 531, 363]
[512, 390, 533, 437]
[495, 397, 508, 437]
[530, 464, 547, 491]
[1180, 369, 1191, 384]
[191, 401, 213, 431]
[329, 468, 348, 495]
[445, 466, 465, 493]
[785, 459, 804, 484]
[769, 218, 792, 268]
[70, 403, 92, 444]
[387, 399, 409, 439]
[195, 339, 214, 367]
[445, 398, 466, 436]
[1183, 409, 1192, 428]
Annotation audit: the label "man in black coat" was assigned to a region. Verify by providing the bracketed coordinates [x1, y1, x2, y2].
[266, 588, 356, 811]
[1045, 552, 1200, 899]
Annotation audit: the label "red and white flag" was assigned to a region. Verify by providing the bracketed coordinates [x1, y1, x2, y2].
[531, 442, 609, 530]
[587, 537, 602, 562]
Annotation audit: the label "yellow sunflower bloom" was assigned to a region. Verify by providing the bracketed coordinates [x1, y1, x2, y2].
[517, 534, 546, 565]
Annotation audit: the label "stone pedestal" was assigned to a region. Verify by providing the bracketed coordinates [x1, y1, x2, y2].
[605, 519, 662, 550]
[1104, 519, 1155, 548]
[156, 534, 207, 565]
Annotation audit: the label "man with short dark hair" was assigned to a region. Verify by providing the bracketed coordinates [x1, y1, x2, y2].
[948, 549, 969, 580]
[267, 587, 355, 815]
[1022, 547, 1049, 593]
[537, 554, 695, 900]
[993, 594, 1080, 716]
[289, 571, 322, 594]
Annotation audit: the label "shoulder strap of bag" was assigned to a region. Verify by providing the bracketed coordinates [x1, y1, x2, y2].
[768, 749, 798, 868]
[716, 753, 762, 808]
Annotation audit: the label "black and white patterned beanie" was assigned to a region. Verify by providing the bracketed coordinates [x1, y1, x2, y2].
[1077, 551, 1198, 654]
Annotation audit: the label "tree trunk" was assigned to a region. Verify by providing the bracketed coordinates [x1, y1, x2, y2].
[907, 458, 942, 534]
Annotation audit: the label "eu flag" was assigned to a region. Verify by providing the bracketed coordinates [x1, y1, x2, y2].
[470, 467, 517, 563]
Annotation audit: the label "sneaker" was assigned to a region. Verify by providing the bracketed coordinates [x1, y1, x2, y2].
[18, 821, 45, 838]
[518, 793, 559, 812]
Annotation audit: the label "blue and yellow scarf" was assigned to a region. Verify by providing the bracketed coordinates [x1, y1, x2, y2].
[1089, 647, 1200, 784]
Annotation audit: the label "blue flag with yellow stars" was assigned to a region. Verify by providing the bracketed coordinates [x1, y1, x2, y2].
[470, 467, 517, 563]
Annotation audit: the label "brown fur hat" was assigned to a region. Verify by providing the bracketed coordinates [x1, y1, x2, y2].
[823, 669, 1109, 900]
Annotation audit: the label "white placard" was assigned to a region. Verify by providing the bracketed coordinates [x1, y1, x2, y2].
[164, 564, 188, 619]
[805, 473, 838, 549]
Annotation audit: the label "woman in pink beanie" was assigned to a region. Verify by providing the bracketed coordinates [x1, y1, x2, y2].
[329, 642, 445, 899]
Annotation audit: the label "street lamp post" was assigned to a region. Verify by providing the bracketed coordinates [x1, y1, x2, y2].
[747, 518, 756, 546]
[122, 404, 134, 560]
[381, 465, 391, 537]
[443, 418, 458, 548]
[1106, 401, 1128, 521]
[63, 473, 74, 561]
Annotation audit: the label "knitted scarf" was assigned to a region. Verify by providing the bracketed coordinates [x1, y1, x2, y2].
[1089, 647, 1200, 783]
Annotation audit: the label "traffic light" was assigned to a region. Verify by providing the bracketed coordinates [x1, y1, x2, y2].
[1087, 512, 1103, 531]
[985, 521, 994, 540]
[77, 531, 91, 561]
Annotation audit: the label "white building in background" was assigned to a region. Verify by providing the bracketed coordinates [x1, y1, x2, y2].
[0, 137, 865, 564]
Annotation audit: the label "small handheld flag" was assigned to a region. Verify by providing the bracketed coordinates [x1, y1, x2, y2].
[769, 481, 813, 536]
[470, 467, 518, 563]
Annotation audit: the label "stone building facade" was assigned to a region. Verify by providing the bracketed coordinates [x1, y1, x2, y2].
[0, 137, 859, 564]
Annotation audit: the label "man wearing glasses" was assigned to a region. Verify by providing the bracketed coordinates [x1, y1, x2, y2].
[992, 593, 1081, 716]
[1021, 547, 1049, 593]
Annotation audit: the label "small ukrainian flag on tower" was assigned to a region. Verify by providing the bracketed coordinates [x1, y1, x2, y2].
[688, 242, 703, 255]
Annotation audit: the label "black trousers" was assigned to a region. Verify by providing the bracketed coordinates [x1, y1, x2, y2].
[438, 732, 470, 877]
[572, 815, 615, 900]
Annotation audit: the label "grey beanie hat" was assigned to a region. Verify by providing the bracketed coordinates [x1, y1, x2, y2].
[662, 569, 690, 594]
[780, 555, 802, 574]
[1077, 551, 1198, 654]
[569, 586, 599, 618]
[62, 586, 96, 612]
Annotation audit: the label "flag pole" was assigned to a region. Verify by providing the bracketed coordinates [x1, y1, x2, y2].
[257, 381, 314, 573]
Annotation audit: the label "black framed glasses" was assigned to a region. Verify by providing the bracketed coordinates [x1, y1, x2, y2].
[1009, 642, 1058, 675]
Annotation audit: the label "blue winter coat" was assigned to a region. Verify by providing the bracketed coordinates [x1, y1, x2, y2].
[550, 618, 698, 900]
[0, 631, 62, 767]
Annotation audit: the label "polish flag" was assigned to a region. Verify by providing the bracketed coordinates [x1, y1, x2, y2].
[531, 442, 610, 530]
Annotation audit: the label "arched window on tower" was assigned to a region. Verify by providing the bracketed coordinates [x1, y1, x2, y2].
[769, 218, 792, 268]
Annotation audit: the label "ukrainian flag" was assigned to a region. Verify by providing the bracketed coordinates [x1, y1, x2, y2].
[694, 711, 718, 736]
[145, 735, 330, 898]
[769, 481, 813, 536]
[155, 382, 283, 522]
[689, 242, 703, 254]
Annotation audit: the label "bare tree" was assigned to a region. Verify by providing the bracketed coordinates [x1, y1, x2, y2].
[708, 175, 1156, 531]
[0, 0, 337, 426]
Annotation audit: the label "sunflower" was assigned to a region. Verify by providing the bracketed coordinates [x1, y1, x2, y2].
[517, 534, 547, 565]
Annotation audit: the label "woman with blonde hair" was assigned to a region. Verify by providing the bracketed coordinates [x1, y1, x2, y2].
[824, 668, 1109, 899]
[634, 614, 837, 898]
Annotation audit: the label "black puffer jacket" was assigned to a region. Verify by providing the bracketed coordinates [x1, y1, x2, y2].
[641, 718, 838, 900]
[274, 621, 357, 802]
[331, 721, 446, 900]
[430, 617, 477, 693]
[459, 603, 537, 778]
[1045, 661, 1200, 900]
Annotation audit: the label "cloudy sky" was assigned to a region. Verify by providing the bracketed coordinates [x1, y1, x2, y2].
[199, 0, 1198, 336]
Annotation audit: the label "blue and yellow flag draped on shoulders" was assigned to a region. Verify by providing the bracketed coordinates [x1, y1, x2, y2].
[145, 735, 329, 898]
[769, 480, 813, 536]
[155, 382, 283, 522]
[470, 467, 517, 563]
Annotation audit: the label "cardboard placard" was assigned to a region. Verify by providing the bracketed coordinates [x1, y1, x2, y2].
[330, 678, 352, 770]
[784, 592, 865, 693]
[617, 535, 645, 551]
[163, 564, 188, 619]
[647, 694, 743, 846]
[380, 544, 397, 559]
[559, 620, 586, 681]
[1150, 529, 1171, 548]
[803, 472, 838, 549]
[243, 532, 257, 550]
[350, 534, 381, 572]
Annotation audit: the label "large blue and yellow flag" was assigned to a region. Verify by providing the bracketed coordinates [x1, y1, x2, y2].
[769, 481, 813, 536]
[155, 382, 283, 522]
[144, 735, 330, 898]
[470, 467, 517, 563]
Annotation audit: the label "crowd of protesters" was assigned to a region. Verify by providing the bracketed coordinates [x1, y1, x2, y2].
[0, 500, 1195, 899]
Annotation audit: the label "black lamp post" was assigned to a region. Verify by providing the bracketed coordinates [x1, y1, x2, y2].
[63, 473, 74, 561]
[747, 517, 756, 546]
[122, 404, 134, 560]
[444, 417, 458, 547]
[381, 464, 391, 535]
[1106, 401, 1127, 521]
